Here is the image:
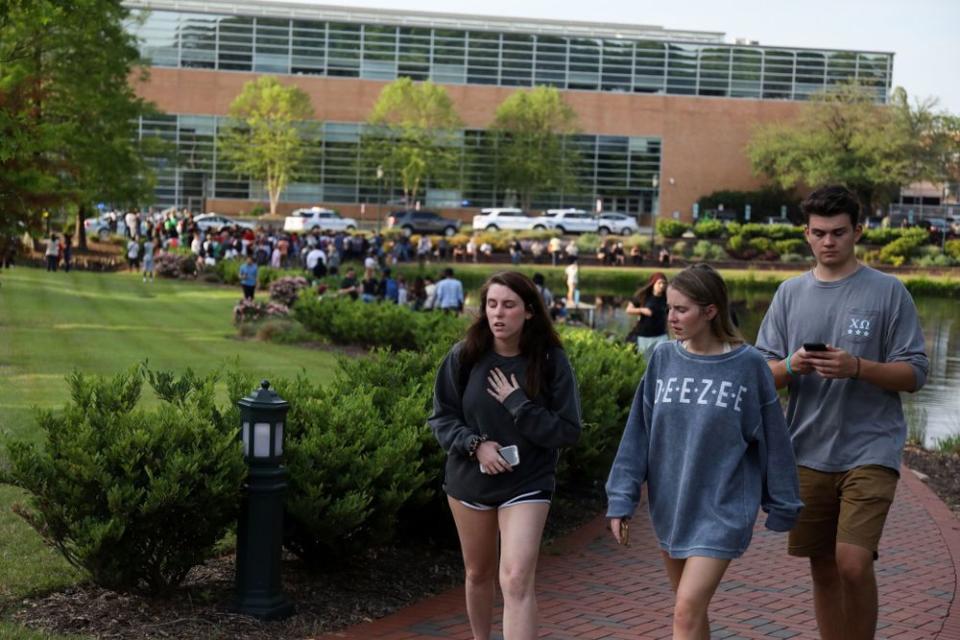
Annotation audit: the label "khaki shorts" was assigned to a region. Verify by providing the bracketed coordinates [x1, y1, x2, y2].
[788, 465, 899, 558]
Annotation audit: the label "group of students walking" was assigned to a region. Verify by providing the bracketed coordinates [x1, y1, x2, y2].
[429, 185, 929, 640]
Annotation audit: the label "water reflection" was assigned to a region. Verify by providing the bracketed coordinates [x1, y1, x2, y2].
[590, 288, 960, 448]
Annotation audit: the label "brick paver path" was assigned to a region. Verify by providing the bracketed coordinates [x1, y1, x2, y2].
[321, 468, 960, 639]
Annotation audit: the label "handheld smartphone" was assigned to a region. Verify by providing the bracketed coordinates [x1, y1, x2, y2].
[498, 445, 520, 466]
[803, 342, 828, 352]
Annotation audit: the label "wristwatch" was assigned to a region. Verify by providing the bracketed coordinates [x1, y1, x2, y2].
[467, 433, 488, 458]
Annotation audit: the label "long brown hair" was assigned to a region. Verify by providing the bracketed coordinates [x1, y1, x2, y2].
[632, 271, 667, 305]
[460, 271, 562, 398]
[668, 264, 743, 344]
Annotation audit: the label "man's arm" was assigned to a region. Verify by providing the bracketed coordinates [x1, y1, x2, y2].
[806, 348, 918, 393]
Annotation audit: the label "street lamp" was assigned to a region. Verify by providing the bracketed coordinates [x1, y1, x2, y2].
[376, 165, 384, 234]
[235, 380, 294, 620]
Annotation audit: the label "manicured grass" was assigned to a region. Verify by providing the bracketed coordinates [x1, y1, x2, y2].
[0, 267, 339, 633]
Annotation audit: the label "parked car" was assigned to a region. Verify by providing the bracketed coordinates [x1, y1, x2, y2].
[83, 214, 145, 240]
[926, 217, 953, 241]
[597, 212, 638, 236]
[530, 209, 598, 235]
[472, 208, 536, 231]
[386, 210, 461, 236]
[193, 213, 255, 233]
[283, 207, 358, 233]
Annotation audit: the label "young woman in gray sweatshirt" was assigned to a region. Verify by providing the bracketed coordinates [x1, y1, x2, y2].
[429, 271, 582, 640]
[606, 264, 802, 640]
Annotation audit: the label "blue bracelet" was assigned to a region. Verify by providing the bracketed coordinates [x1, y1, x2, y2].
[785, 352, 795, 376]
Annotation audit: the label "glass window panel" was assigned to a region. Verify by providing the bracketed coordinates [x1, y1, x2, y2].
[666, 44, 697, 95]
[501, 34, 533, 86]
[634, 41, 666, 93]
[398, 27, 430, 80]
[328, 22, 360, 76]
[292, 20, 325, 75]
[730, 47, 762, 98]
[433, 29, 466, 83]
[534, 36, 566, 87]
[856, 53, 890, 101]
[601, 40, 632, 91]
[131, 10, 180, 67]
[179, 13, 217, 69]
[697, 47, 730, 96]
[568, 38, 600, 90]
[826, 51, 857, 85]
[794, 51, 825, 99]
[254, 18, 289, 73]
[762, 49, 794, 99]
[467, 31, 499, 85]
[217, 16, 253, 71]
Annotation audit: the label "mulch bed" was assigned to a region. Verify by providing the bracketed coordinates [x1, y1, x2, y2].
[8, 489, 605, 639]
[903, 446, 960, 513]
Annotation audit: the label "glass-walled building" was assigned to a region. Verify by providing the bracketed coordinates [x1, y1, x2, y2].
[123, 0, 894, 220]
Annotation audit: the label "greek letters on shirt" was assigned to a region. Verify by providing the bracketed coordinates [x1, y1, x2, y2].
[654, 377, 748, 413]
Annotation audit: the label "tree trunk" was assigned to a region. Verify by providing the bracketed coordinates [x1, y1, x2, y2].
[75, 204, 88, 251]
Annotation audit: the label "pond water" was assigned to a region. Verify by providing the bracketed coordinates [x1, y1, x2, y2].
[586, 287, 960, 449]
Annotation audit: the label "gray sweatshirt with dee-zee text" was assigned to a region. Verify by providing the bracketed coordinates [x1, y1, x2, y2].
[606, 341, 803, 559]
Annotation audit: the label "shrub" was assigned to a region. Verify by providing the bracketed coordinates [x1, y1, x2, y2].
[945, 239, 960, 261]
[255, 318, 315, 343]
[773, 239, 806, 256]
[5, 367, 246, 594]
[692, 240, 728, 261]
[233, 298, 290, 325]
[557, 328, 645, 484]
[155, 252, 197, 279]
[779, 253, 808, 263]
[692, 219, 725, 239]
[657, 219, 691, 239]
[576, 233, 602, 254]
[671, 240, 691, 258]
[269, 276, 311, 307]
[878, 229, 928, 265]
[862, 228, 905, 245]
[748, 237, 776, 259]
[726, 234, 756, 260]
[293, 294, 465, 350]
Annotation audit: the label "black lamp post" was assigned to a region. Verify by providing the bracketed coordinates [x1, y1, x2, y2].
[235, 380, 294, 620]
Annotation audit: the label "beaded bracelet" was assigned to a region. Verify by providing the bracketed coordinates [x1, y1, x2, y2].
[785, 351, 795, 377]
[467, 433, 488, 459]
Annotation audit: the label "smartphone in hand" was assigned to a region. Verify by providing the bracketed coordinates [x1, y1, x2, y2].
[803, 342, 828, 352]
[498, 445, 519, 466]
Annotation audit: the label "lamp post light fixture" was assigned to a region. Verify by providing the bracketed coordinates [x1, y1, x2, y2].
[235, 380, 294, 620]
[376, 165, 384, 234]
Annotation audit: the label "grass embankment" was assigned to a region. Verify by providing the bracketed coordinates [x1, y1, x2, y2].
[0, 267, 339, 638]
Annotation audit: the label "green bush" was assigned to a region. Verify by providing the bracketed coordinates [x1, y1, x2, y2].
[692, 240, 728, 261]
[671, 240, 691, 258]
[576, 233, 603, 254]
[5, 367, 246, 594]
[656, 219, 692, 239]
[293, 294, 466, 350]
[878, 229, 928, 265]
[862, 228, 905, 245]
[780, 253, 808, 263]
[557, 328, 645, 484]
[945, 239, 960, 261]
[774, 239, 806, 255]
[692, 219, 725, 238]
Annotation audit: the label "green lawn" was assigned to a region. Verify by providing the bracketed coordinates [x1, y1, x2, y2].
[0, 267, 339, 635]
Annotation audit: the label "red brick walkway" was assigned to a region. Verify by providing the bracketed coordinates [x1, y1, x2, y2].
[321, 467, 960, 639]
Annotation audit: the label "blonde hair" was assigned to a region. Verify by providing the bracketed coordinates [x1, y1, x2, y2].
[668, 264, 743, 344]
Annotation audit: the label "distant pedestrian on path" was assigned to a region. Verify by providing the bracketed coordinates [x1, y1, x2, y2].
[239, 256, 258, 300]
[429, 271, 582, 640]
[755, 185, 929, 640]
[624, 272, 668, 356]
[607, 264, 802, 640]
[564, 257, 579, 305]
[45, 235, 59, 272]
[435, 267, 464, 314]
[142, 238, 156, 282]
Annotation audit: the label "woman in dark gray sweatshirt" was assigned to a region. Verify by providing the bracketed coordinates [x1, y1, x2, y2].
[429, 271, 581, 640]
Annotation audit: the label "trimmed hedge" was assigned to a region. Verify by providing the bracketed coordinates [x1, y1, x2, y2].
[5, 367, 246, 594]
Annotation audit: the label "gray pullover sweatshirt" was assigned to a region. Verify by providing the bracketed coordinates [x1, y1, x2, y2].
[606, 341, 802, 559]
[428, 342, 582, 504]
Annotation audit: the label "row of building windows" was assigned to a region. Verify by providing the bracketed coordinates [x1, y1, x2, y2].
[137, 115, 662, 214]
[128, 10, 891, 102]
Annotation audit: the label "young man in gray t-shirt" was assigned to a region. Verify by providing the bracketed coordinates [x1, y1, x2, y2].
[755, 185, 928, 640]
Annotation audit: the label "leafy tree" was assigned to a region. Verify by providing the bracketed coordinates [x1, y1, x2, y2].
[365, 78, 463, 206]
[218, 76, 316, 216]
[0, 0, 157, 250]
[747, 82, 960, 212]
[490, 87, 580, 210]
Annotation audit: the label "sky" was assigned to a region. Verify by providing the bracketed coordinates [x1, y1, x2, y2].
[272, 0, 960, 114]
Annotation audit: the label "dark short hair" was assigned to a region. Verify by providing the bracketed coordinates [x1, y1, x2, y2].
[532, 273, 545, 286]
[442, 267, 454, 278]
[801, 185, 861, 227]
